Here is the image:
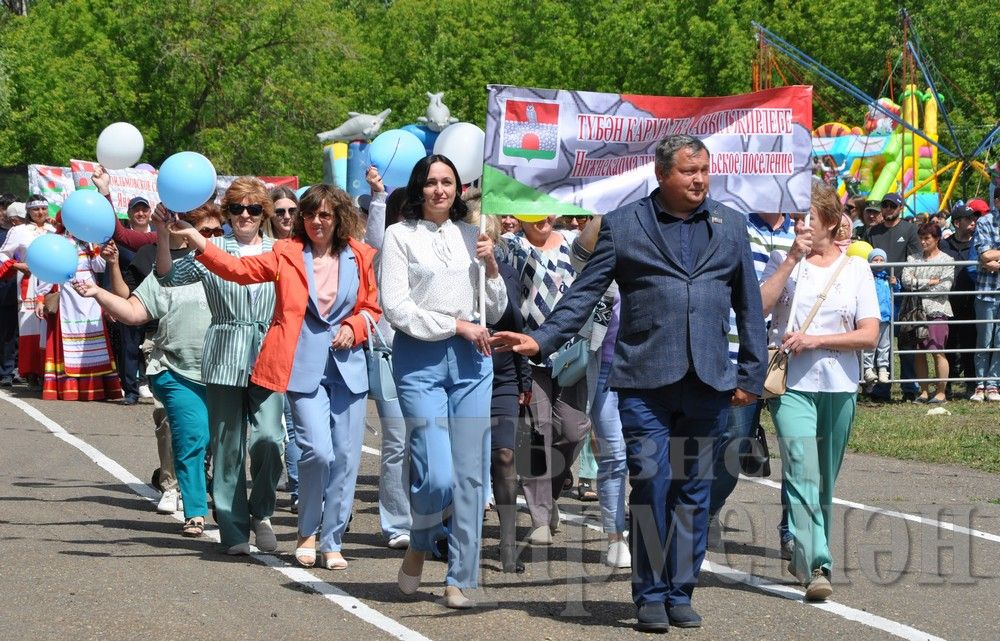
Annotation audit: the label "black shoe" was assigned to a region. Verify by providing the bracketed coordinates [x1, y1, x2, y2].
[500, 544, 525, 573]
[434, 537, 449, 560]
[121, 395, 139, 406]
[667, 604, 702, 628]
[0, 375, 13, 387]
[635, 602, 669, 633]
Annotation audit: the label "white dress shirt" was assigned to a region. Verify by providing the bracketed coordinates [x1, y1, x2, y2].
[379, 218, 507, 341]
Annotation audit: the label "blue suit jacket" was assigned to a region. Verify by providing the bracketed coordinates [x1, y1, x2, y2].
[286, 245, 368, 395]
[532, 194, 767, 395]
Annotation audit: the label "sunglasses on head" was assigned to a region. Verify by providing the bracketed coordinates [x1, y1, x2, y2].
[226, 203, 264, 217]
[198, 227, 224, 238]
[274, 207, 297, 216]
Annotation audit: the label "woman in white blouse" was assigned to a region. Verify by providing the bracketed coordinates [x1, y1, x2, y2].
[901, 223, 953, 403]
[379, 155, 507, 609]
[759, 182, 879, 603]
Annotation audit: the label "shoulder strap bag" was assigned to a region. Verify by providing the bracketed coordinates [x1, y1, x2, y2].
[763, 255, 849, 399]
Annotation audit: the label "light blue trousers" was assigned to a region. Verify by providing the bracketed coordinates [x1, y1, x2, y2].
[288, 374, 367, 552]
[376, 396, 412, 540]
[591, 358, 628, 534]
[393, 332, 492, 589]
[149, 369, 209, 520]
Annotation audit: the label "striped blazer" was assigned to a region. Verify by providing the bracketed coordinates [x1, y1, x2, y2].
[160, 234, 277, 387]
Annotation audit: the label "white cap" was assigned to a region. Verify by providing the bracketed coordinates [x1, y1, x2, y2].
[6, 201, 26, 219]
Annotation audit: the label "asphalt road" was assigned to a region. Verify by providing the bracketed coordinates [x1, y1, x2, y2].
[2, 387, 998, 641]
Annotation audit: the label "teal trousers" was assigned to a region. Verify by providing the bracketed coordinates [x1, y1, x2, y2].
[768, 389, 856, 579]
[205, 382, 284, 547]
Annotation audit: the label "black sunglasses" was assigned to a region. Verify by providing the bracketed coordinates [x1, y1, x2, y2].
[844, 205, 855, 212]
[226, 203, 264, 217]
[198, 227, 224, 238]
[880, 201, 898, 209]
[274, 207, 297, 216]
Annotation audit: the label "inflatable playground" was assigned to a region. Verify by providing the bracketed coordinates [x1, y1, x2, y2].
[812, 85, 948, 215]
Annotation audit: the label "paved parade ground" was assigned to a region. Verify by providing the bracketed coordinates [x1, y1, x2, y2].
[2, 387, 998, 641]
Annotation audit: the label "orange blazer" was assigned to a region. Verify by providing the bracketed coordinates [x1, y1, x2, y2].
[196, 237, 382, 393]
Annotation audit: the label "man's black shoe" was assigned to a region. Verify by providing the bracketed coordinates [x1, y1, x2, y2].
[667, 604, 702, 628]
[635, 602, 669, 633]
[0, 375, 12, 387]
[121, 395, 139, 406]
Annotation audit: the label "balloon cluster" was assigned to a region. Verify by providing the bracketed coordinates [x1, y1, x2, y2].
[33, 122, 220, 283]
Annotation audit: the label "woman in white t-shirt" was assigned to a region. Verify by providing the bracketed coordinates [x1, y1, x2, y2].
[759, 182, 879, 603]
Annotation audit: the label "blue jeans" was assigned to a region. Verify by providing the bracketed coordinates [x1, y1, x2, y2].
[618, 375, 730, 607]
[393, 333, 492, 589]
[974, 297, 1000, 388]
[282, 394, 300, 498]
[376, 395, 411, 539]
[0, 304, 17, 377]
[149, 369, 210, 519]
[591, 358, 627, 534]
[708, 400, 761, 517]
[287, 374, 367, 552]
[116, 322, 145, 398]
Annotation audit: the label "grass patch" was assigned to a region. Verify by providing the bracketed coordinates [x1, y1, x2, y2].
[761, 400, 1000, 475]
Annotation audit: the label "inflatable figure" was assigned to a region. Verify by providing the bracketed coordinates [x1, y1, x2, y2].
[417, 92, 458, 132]
[317, 109, 392, 142]
[864, 98, 902, 134]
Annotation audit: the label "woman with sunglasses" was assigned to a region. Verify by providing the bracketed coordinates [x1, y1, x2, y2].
[71, 202, 224, 537]
[165, 185, 380, 570]
[155, 177, 284, 556]
[266, 186, 302, 513]
[266, 186, 298, 240]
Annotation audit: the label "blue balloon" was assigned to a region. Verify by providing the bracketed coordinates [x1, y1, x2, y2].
[401, 124, 439, 155]
[295, 185, 311, 199]
[157, 151, 217, 212]
[26, 233, 79, 284]
[369, 129, 427, 190]
[60, 189, 115, 244]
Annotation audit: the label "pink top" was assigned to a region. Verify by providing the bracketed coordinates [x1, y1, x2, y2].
[313, 252, 339, 319]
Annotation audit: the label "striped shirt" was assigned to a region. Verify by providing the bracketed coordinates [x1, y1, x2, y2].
[728, 213, 796, 361]
[159, 234, 277, 386]
[973, 209, 1000, 303]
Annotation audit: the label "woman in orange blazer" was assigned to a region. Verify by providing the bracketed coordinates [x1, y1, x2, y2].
[165, 185, 380, 570]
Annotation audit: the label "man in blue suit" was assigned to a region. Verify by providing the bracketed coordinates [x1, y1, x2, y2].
[492, 135, 767, 633]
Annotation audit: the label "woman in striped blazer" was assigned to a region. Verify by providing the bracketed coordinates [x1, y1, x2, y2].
[155, 177, 283, 556]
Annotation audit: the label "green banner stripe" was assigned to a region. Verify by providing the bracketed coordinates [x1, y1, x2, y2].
[481, 166, 591, 216]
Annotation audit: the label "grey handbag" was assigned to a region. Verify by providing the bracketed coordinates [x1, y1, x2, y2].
[361, 311, 396, 402]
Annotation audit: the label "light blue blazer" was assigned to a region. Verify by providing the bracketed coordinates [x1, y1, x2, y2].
[286, 245, 369, 395]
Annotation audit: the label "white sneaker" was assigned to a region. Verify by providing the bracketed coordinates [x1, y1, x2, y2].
[252, 517, 278, 552]
[970, 387, 986, 402]
[987, 388, 1000, 402]
[863, 368, 877, 384]
[156, 489, 179, 514]
[877, 368, 890, 384]
[138, 384, 153, 399]
[605, 540, 631, 568]
[387, 533, 411, 550]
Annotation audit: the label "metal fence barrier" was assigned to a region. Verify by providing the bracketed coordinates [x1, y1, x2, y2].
[879, 259, 998, 386]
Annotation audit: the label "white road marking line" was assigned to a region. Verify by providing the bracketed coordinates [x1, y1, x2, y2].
[1, 391, 434, 641]
[743, 476, 1000, 543]
[552, 508, 949, 641]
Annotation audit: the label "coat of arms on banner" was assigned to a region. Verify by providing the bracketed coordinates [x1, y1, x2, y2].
[499, 98, 561, 168]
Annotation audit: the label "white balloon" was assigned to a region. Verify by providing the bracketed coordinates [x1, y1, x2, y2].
[96, 122, 145, 170]
[432, 122, 485, 182]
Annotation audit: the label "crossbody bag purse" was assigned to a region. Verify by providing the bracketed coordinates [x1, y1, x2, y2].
[763, 255, 849, 399]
